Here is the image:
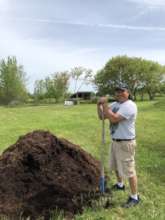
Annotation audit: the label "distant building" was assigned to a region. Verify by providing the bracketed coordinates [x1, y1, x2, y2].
[70, 91, 93, 100]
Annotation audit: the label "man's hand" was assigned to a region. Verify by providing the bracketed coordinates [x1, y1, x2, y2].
[97, 97, 108, 105]
[97, 97, 124, 123]
[97, 97, 108, 120]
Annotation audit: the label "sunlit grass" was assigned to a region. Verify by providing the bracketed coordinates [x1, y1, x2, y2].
[0, 98, 165, 219]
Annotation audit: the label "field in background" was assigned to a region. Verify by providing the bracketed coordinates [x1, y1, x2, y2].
[0, 99, 165, 220]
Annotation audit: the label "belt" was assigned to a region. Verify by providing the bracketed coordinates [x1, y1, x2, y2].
[112, 138, 135, 142]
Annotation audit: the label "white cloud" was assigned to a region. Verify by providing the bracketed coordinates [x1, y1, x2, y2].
[0, 0, 9, 11]
[7, 17, 165, 32]
[128, 0, 165, 9]
[94, 22, 165, 31]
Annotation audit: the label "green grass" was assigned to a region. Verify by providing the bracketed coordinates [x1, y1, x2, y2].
[0, 99, 165, 220]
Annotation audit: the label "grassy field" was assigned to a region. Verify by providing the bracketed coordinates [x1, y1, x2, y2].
[0, 99, 165, 220]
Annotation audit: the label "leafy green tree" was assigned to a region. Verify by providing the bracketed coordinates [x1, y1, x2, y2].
[94, 56, 140, 98]
[34, 79, 46, 101]
[94, 55, 164, 100]
[34, 71, 70, 103]
[160, 82, 165, 94]
[51, 71, 70, 102]
[0, 56, 27, 105]
[138, 59, 163, 100]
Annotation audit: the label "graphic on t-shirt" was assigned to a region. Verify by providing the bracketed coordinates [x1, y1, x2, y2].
[110, 106, 119, 135]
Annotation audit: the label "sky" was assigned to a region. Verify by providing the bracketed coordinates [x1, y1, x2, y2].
[0, 0, 165, 92]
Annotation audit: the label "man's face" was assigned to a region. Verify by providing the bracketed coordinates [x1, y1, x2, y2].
[115, 89, 129, 102]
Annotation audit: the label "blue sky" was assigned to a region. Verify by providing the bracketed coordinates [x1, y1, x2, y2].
[1, 0, 165, 92]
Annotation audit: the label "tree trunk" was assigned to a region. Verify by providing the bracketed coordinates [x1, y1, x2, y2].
[148, 90, 154, 100]
[133, 89, 137, 101]
[141, 90, 144, 101]
[76, 92, 79, 104]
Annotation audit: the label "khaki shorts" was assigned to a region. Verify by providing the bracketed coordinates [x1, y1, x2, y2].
[109, 140, 136, 178]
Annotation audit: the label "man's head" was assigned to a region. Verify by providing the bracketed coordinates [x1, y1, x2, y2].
[114, 84, 130, 102]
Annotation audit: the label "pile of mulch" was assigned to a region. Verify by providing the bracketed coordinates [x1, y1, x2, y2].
[0, 130, 101, 219]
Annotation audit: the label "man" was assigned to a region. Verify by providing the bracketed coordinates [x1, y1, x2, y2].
[97, 84, 140, 208]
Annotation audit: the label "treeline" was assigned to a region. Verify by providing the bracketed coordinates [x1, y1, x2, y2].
[33, 66, 92, 103]
[0, 57, 92, 105]
[94, 55, 165, 100]
[0, 55, 165, 105]
[34, 72, 70, 103]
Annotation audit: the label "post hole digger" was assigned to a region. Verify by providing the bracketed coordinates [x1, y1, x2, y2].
[97, 104, 112, 208]
[99, 107, 106, 194]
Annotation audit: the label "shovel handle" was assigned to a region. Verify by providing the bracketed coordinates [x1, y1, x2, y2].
[99, 106, 105, 193]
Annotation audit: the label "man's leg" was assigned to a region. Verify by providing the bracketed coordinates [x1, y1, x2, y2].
[129, 175, 138, 195]
[115, 170, 123, 183]
[110, 142, 125, 190]
[111, 170, 125, 190]
[123, 174, 140, 207]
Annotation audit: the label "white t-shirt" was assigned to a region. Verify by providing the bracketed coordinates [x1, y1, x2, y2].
[109, 100, 137, 139]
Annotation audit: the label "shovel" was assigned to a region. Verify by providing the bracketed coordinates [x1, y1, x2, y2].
[99, 107, 106, 194]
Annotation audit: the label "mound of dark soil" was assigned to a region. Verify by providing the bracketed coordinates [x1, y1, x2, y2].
[0, 130, 101, 219]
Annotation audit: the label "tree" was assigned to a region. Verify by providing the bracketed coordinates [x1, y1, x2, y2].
[70, 67, 93, 100]
[34, 71, 70, 103]
[137, 59, 163, 100]
[34, 79, 46, 101]
[0, 56, 28, 105]
[160, 82, 165, 94]
[94, 55, 164, 100]
[94, 56, 140, 98]
[51, 71, 70, 102]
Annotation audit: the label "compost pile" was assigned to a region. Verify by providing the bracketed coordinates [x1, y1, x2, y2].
[0, 130, 101, 219]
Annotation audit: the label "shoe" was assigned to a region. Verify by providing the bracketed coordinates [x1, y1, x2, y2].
[111, 183, 125, 191]
[123, 196, 140, 208]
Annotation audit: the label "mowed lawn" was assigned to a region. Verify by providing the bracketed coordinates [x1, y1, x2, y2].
[0, 100, 165, 220]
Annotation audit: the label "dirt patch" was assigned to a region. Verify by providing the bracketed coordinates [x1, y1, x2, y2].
[0, 130, 101, 219]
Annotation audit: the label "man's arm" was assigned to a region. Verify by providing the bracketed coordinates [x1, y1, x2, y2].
[98, 97, 125, 123]
[102, 102, 125, 123]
